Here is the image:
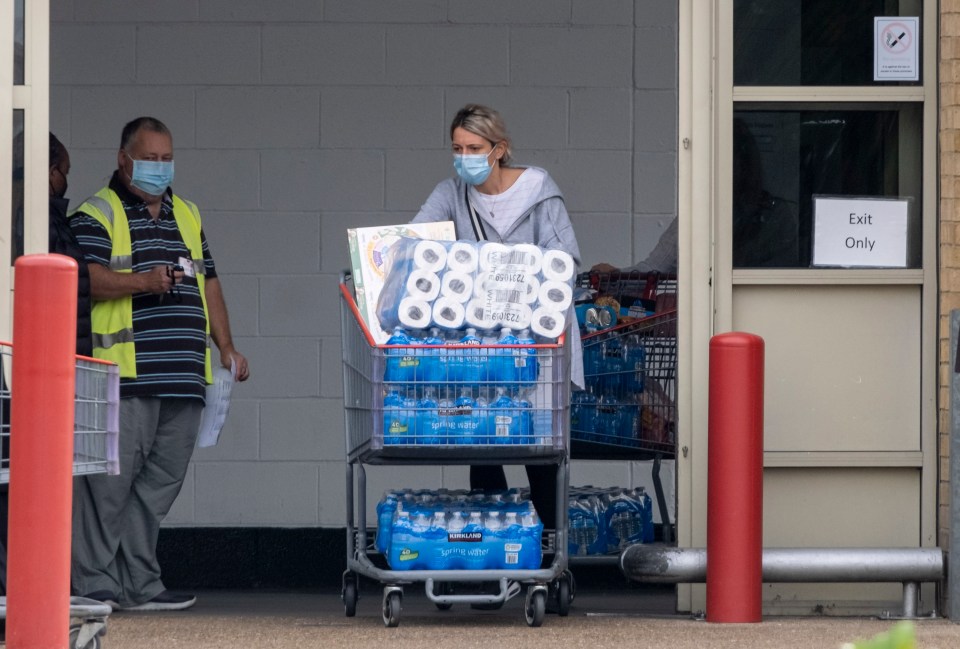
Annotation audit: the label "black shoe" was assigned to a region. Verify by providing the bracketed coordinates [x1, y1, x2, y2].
[81, 590, 120, 611]
[123, 590, 196, 611]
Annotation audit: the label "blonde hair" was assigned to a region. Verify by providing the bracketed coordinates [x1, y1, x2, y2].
[450, 104, 512, 166]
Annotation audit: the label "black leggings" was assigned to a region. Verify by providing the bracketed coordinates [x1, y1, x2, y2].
[469, 464, 558, 530]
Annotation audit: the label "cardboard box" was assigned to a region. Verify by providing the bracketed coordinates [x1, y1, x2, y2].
[347, 222, 456, 343]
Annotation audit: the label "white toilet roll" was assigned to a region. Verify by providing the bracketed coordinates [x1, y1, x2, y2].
[541, 249, 575, 282]
[512, 243, 544, 274]
[412, 240, 447, 273]
[405, 269, 441, 301]
[518, 275, 541, 304]
[432, 296, 466, 329]
[478, 242, 511, 271]
[465, 299, 496, 330]
[530, 307, 566, 340]
[537, 280, 573, 312]
[446, 242, 480, 274]
[398, 297, 432, 330]
[440, 271, 473, 303]
[486, 303, 532, 331]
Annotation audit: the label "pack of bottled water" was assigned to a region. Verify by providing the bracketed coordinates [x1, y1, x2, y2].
[380, 323, 553, 447]
[376, 488, 544, 571]
[567, 486, 653, 556]
[572, 330, 647, 446]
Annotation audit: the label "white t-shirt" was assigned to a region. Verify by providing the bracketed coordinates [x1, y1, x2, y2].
[469, 168, 545, 237]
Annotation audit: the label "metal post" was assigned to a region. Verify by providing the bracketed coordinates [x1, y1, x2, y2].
[707, 333, 764, 623]
[7, 255, 78, 649]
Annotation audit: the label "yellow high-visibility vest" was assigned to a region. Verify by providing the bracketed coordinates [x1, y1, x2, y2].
[71, 187, 213, 382]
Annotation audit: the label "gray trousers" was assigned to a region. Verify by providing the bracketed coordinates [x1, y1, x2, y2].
[72, 397, 202, 606]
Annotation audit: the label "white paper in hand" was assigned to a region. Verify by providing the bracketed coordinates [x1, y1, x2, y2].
[197, 360, 236, 448]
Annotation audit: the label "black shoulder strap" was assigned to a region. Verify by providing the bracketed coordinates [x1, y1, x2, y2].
[465, 184, 488, 242]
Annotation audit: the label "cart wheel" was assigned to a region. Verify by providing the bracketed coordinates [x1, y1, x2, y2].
[435, 582, 454, 610]
[343, 578, 358, 617]
[69, 625, 102, 649]
[555, 576, 571, 617]
[524, 589, 546, 627]
[382, 591, 402, 627]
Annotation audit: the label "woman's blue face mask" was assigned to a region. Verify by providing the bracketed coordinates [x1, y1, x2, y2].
[453, 148, 496, 185]
[126, 152, 175, 196]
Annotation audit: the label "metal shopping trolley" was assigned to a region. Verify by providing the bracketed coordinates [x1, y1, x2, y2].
[339, 271, 572, 627]
[571, 271, 678, 547]
[0, 342, 119, 649]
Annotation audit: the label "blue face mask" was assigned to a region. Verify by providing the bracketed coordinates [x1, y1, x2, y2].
[453, 150, 495, 185]
[126, 153, 175, 196]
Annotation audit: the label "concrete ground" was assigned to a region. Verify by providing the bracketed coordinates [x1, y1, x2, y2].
[83, 587, 960, 649]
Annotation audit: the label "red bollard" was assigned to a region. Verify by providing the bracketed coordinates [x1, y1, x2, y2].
[706, 332, 764, 623]
[7, 255, 78, 649]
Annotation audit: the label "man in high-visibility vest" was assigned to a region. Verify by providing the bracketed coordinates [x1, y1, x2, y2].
[69, 116, 250, 612]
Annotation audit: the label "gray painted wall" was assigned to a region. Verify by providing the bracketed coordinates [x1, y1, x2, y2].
[50, 0, 678, 527]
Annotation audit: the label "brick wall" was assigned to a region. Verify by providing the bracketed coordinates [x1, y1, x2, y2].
[942, 1, 960, 585]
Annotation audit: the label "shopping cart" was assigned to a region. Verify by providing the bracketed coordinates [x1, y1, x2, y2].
[0, 342, 119, 649]
[571, 271, 678, 544]
[339, 271, 573, 627]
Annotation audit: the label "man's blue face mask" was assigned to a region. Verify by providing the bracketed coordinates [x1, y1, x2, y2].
[126, 152, 175, 196]
[453, 149, 495, 185]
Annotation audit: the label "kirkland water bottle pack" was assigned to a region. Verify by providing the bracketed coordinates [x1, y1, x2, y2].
[376, 489, 544, 571]
[375, 237, 575, 341]
[567, 486, 653, 556]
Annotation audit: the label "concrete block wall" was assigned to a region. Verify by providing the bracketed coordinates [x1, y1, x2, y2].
[49, 0, 678, 527]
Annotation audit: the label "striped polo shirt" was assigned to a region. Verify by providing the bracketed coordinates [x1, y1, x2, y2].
[70, 172, 217, 401]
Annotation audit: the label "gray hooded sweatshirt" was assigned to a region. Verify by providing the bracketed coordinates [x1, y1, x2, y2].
[412, 166, 584, 387]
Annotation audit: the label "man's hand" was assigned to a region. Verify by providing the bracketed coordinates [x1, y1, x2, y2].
[591, 262, 619, 273]
[140, 265, 183, 294]
[221, 348, 250, 382]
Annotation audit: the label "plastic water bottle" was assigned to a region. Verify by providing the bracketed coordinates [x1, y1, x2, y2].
[484, 511, 503, 569]
[384, 326, 416, 385]
[461, 511, 487, 570]
[633, 487, 655, 543]
[437, 387, 456, 442]
[495, 327, 520, 385]
[517, 393, 533, 444]
[501, 512, 522, 567]
[491, 387, 517, 444]
[596, 392, 620, 442]
[376, 491, 400, 553]
[623, 333, 646, 393]
[568, 499, 599, 556]
[420, 327, 446, 385]
[428, 511, 449, 569]
[600, 336, 624, 395]
[582, 335, 603, 392]
[518, 507, 544, 569]
[454, 388, 479, 445]
[604, 489, 642, 551]
[383, 387, 408, 445]
[418, 386, 442, 445]
[516, 328, 539, 387]
[571, 389, 598, 441]
[455, 327, 483, 388]
[619, 394, 639, 443]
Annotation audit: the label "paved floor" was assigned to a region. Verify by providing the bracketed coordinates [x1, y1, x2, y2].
[80, 588, 960, 649]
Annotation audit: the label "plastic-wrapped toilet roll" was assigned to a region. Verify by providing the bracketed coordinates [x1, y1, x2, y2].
[440, 271, 473, 303]
[398, 297, 432, 330]
[537, 280, 573, 312]
[432, 296, 466, 329]
[478, 242, 511, 271]
[446, 242, 479, 274]
[465, 299, 496, 330]
[473, 271, 539, 305]
[530, 307, 566, 340]
[541, 249, 575, 282]
[487, 303, 532, 331]
[412, 240, 447, 273]
[512, 243, 544, 274]
[405, 269, 441, 301]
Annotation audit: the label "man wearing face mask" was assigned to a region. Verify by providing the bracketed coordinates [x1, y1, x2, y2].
[68, 116, 250, 612]
[48, 132, 92, 356]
